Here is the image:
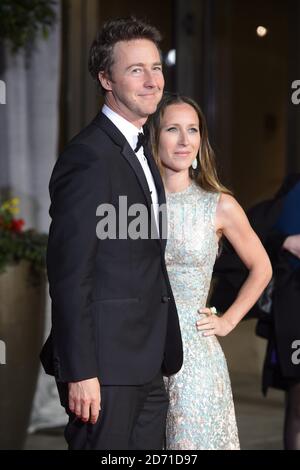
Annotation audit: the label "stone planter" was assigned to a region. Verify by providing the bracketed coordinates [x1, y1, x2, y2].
[0, 261, 46, 449]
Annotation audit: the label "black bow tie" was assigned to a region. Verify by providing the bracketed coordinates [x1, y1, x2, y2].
[134, 132, 146, 153]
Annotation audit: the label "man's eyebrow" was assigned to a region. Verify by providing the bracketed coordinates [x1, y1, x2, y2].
[126, 62, 162, 71]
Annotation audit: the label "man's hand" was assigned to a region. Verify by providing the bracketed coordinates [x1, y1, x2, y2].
[283, 234, 300, 259]
[68, 377, 101, 424]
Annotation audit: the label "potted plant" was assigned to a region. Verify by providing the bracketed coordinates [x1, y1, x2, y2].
[0, 197, 47, 449]
[0, 0, 57, 52]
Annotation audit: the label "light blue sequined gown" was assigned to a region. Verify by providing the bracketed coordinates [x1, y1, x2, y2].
[164, 181, 240, 450]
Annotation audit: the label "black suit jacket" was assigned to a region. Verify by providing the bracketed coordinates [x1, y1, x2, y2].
[40, 112, 183, 386]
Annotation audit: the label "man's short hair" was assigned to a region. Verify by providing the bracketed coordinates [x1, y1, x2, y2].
[88, 17, 162, 93]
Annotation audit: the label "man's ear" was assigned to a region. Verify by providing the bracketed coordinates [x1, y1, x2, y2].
[98, 71, 113, 92]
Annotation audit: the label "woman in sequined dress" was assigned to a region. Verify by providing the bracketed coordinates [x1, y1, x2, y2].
[148, 94, 272, 450]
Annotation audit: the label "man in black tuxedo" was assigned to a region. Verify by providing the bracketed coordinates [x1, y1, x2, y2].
[40, 17, 183, 450]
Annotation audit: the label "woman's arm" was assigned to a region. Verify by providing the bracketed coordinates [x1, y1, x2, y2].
[197, 193, 273, 337]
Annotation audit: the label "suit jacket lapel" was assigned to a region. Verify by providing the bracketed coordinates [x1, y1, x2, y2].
[94, 112, 162, 243]
[120, 142, 153, 211]
[143, 144, 164, 204]
[143, 144, 168, 251]
[94, 112, 152, 208]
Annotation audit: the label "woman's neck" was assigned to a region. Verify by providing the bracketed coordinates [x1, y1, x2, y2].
[163, 171, 192, 194]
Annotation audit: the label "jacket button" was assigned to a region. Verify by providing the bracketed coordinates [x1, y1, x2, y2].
[161, 295, 170, 303]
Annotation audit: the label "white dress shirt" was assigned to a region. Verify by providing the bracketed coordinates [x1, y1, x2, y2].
[102, 104, 159, 235]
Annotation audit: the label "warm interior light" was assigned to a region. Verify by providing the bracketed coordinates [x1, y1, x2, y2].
[256, 26, 268, 37]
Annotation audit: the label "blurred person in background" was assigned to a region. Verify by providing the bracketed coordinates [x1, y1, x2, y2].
[257, 174, 300, 450]
[211, 172, 300, 450]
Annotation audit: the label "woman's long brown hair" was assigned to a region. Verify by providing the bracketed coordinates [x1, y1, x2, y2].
[147, 92, 232, 195]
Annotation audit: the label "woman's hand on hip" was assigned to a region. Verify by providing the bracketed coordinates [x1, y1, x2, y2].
[196, 307, 235, 337]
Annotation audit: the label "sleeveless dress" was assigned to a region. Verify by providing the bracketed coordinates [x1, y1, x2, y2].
[164, 181, 240, 450]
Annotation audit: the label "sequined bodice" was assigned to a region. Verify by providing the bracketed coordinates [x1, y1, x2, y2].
[165, 181, 219, 309]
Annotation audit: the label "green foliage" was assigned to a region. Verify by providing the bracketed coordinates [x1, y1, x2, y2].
[0, 228, 47, 274]
[0, 198, 47, 273]
[0, 0, 57, 52]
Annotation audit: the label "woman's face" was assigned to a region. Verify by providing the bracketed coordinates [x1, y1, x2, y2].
[158, 103, 201, 174]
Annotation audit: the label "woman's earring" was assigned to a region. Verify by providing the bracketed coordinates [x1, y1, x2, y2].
[192, 151, 200, 170]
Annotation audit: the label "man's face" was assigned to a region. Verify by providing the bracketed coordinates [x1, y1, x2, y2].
[99, 39, 164, 127]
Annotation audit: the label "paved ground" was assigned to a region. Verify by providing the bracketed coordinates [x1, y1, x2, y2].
[24, 372, 285, 450]
[232, 374, 284, 450]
